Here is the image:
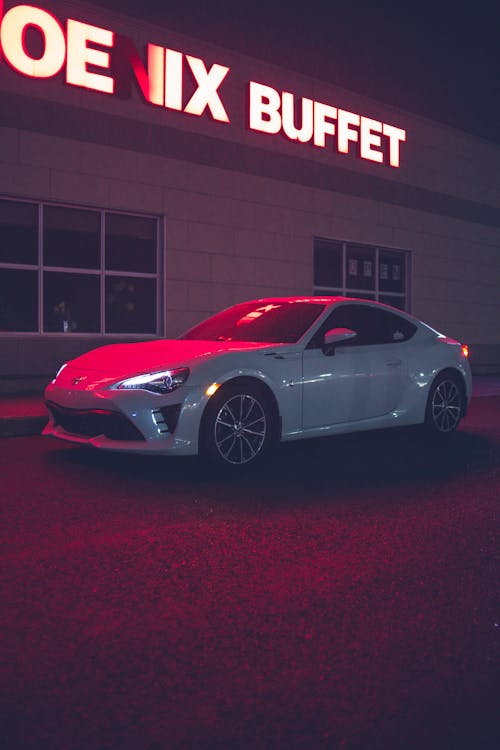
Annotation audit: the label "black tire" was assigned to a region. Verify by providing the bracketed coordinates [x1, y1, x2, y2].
[425, 372, 464, 436]
[200, 381, 278, 467]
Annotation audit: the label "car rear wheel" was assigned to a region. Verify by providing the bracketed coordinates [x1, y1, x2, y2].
[200, 382, 277, 467]
[425, 372, 464, 435]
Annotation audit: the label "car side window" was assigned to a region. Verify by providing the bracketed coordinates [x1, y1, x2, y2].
[306, 304, 417, 348]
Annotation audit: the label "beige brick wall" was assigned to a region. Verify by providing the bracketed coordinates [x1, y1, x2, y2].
[0, 0, 499, 377]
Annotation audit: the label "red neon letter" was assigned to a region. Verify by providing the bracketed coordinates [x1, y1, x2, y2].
[148, 44, 164, 105]
[360, 117, 383, 163]
[282, 92, 313, 143]
[337, 109, 360, 154]
[248, 81, 281, 134]
[128, 42, 164, 105]
[184, 55, 229, 122]
[164, 48, 183, 110]
[313, 101, 337, 147]
[382, 123, 406, 167]
[66, 19, 114, 94]
[127, 44, 182, 109]
[0, 4, 65, 78]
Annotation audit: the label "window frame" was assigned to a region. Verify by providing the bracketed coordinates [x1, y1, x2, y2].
[314, 237, 411, 312]
[0, 196, 163, 337]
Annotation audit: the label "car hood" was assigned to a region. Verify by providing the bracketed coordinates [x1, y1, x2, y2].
[63, 338, 282, 380]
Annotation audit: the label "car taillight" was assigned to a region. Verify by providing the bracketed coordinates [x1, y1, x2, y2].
[461, 344, 469, 358]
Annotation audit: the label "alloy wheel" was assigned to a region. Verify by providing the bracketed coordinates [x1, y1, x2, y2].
[214, 394, 267, 464]
[431, 379, 462, 433]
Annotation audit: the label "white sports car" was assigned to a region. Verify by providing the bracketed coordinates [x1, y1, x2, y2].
[44, 297, 472, 467]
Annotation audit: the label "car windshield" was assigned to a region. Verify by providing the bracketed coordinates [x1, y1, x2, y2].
[180, 300, 325, 343]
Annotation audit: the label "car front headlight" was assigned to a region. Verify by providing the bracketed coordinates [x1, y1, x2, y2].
[115, 367, 190, 394]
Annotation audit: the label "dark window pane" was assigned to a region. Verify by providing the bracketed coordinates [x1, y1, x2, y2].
[315, 289, 342, 297]
[106, 276, 156, 333]
[106, 213, 156, 273]
[326, 305, 381, 344]
[314, 240, 342, 287]
[44, 206, 100, 269]
[379, 294, 406, 311]
[0, 269, 37, 331]
[346, 244, 375, 291]
[308, 303, 416, 348]
[0, 200, 38, 265]
[43, 272, 100, 332]
[379, 250, 405, 293]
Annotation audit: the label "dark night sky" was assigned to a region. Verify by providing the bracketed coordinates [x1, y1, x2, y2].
[97, 0, 500, 148]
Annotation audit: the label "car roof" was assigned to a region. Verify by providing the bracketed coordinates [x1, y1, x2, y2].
[243, 296, 422, 325]
[246, 296, 347, 304]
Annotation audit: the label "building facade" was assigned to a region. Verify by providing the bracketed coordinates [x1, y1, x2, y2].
[1, 0, 499, 391]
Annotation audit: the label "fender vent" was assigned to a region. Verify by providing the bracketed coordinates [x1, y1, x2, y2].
[152, 404, 182, 434]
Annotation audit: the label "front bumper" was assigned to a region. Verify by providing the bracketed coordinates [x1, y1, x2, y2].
[43, 379, 206, 455]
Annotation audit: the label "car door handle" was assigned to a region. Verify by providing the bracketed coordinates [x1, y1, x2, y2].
[385, 359, 402, 367]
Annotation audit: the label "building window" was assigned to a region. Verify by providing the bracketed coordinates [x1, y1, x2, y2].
[44, 205, 101, 270]
[314, 238, 410, 311]
[0, 268, 38, 332]
[0, 199, 38, 265]
[43, 271, 101, 333]
[0, 198, 162, 335]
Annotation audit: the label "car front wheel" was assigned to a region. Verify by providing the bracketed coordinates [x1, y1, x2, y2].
[425, 372, 464, 435]
[200, 382, 277, 467]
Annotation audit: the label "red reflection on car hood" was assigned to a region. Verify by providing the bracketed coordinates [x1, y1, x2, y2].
[64, 339, 277, 379]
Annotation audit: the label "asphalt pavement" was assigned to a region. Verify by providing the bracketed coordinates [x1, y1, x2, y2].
[1, 395, 499, 749]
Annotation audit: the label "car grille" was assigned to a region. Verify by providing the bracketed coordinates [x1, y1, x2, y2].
[46, 402, 145, 441]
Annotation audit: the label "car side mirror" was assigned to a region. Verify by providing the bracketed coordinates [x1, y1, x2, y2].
[322, 327, 357, 355]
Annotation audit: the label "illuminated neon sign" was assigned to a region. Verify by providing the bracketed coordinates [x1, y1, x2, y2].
[248, 82, 406, 167]
[0, 3, 407, 167]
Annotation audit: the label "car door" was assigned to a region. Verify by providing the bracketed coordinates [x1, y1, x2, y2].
[301, 303, 413, 430]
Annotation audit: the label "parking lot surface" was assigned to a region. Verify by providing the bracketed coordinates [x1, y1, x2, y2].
[2, 396, 499, 749]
